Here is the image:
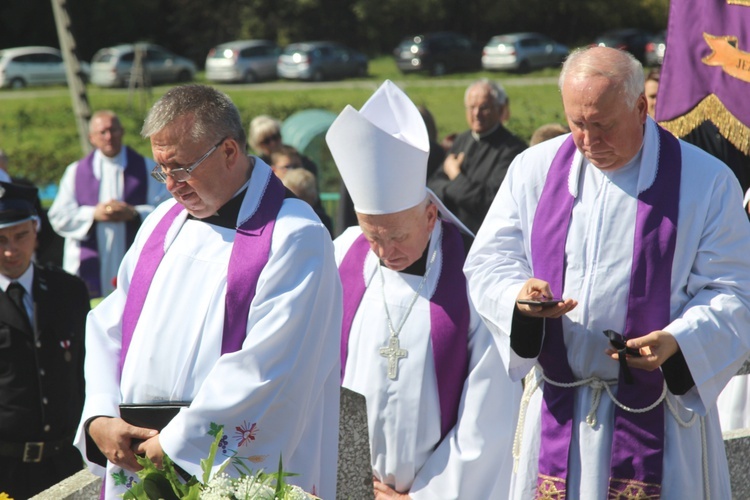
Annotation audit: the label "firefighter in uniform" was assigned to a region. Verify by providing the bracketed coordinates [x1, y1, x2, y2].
[0, 181, 90, 498]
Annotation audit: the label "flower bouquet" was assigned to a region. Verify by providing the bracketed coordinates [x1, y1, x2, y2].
[123, 424, 318, 500]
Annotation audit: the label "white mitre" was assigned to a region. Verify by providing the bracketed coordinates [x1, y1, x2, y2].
[327, 80, 473, 234]
[326, 79, 430, 215]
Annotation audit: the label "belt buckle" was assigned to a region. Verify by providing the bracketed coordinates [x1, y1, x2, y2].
[23, 442, 44, 463]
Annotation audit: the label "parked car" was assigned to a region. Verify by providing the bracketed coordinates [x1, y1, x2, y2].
[393, 32, 482, 76]
[482, 32, 569, 72]
[205, 40, 280, 83]
[277, 41, 367, 81]
[0, 46, 90, 89]
[645, 31, 666, 66]
[593, 29, 652, 64]
[90, 43, 196, 88]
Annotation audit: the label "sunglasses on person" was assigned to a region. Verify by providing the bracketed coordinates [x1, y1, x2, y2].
[260, 133, 281, 146]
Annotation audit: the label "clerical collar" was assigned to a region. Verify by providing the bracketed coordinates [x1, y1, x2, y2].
[380, 241, 430, 276]
[188, 188, 247, 229]
[471, 122, 501, 141]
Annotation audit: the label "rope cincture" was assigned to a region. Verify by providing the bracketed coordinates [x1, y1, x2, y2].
[512, 366, 703, 490]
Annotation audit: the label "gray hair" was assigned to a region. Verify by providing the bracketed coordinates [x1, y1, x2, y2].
[248, 115, 282, 152]
[558, 47, 644, 109]
[465, 79, 508, 107]
[141, 85, 246, 150]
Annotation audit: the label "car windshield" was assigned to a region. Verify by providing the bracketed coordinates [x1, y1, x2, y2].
[282, 46, 309, 56]
[93, 52, 115, 63]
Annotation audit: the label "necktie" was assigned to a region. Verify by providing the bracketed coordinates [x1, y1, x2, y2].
[7, 282, 27, 319]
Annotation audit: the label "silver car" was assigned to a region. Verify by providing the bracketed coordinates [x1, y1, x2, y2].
[277, 41, 367, 82]
[205, 40, 280, 83]
[482, 33, 569, 72]
[0, 46, 90, 89]
[90, 43, 196, 88]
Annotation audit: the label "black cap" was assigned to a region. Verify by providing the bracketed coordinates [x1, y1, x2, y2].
[0, 181, 38, 229]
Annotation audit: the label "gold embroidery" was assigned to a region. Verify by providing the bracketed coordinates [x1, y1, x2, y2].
[702, 33, 750, 83]
[727, 0, 750, 5]
[659, 94, 750, 155]
[608, 477, 661, 499]
[536, 474, 566, 500]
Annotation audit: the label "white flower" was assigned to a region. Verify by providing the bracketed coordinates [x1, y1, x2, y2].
[287, 485, 314, 500]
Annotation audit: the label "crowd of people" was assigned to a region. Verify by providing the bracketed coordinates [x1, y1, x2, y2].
[2, 45, 750, 499]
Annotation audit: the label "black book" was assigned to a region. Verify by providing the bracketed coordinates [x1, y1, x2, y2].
[119, 402, 190, 431]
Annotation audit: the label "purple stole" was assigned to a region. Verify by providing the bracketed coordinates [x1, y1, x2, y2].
[75, 147, 147, 297]
[118, 173, 286, 377]
[339, 221, 469, 440]
[531, 128, 680, 498]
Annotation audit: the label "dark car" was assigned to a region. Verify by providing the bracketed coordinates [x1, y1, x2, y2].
[277, 41, 368, 81]
[394, 32, 482, 76]
[593, 29, 653, 63]
[645, 31, 666, 67]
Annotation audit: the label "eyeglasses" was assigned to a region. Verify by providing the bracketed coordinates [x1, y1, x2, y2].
[151, 137, 227, 183]
[259, 133, 281, 146]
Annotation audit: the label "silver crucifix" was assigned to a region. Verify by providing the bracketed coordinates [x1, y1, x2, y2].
[380, 335, 408, 380]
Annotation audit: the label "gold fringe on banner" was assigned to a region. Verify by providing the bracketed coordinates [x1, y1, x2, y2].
[728, 0, 750, 5]
[658, 93, 750, 155]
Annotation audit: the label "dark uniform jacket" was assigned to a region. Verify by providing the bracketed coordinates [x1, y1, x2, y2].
[428, 124, 527, 234]
[0, 263, 90, 497]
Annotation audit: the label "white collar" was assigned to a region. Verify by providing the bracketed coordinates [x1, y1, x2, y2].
[0, 263, 34, 294]
[566, 118, 659, 198]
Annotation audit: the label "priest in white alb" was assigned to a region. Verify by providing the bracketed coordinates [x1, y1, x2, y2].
[327, 80, 523, 499]
[464, 46, 750, 499]
[74, 85, 342, 498]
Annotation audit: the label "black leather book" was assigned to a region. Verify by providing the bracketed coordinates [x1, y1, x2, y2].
[119, 402, 190, 431]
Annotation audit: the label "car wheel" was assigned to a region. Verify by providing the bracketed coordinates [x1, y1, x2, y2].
[9, 77, 26, 89]
[243, 71, 257, 83]
[517, 60, 531, 73]
[431, 62, 447, 76]
[356, 65, 367, 78]
[312, 70, 324, 82]
[177, 70, 191, 82]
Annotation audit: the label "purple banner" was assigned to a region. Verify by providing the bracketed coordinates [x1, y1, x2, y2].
[657, 0, 750, 133]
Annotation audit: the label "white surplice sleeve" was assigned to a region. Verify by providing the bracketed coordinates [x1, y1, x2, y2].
[663, 144, 750, 414]
[409, 306, 523, 499]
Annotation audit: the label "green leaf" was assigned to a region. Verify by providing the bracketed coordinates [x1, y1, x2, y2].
[142, 472, 180, 500]
[201, 425, 224, 485]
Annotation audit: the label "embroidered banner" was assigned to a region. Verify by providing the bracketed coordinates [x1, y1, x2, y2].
[656, 0, 750, 154]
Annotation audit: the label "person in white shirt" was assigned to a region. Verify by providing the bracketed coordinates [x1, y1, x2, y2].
[464, 46, 750, 499]
[48, 111, 166, 297]
[74, 86, 342, 499]
[328, 80, 522, 499]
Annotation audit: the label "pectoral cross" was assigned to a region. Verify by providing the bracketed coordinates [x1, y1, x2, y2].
[380, 335, 407, 380]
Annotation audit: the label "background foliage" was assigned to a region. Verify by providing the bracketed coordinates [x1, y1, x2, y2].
[0, 67, 564, 195]
[0, 0, 666, 196]
[1, 0, 668, 65]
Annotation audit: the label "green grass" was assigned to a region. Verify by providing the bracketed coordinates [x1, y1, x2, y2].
[0, 56, 565, 198]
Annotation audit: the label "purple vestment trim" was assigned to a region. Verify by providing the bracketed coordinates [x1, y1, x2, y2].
[531, 128, 680, 498]
[74, 147, 147, 297]
[338, 221, 469, 439]
[223, 174, 284, 354]
[119, 173, 285, 377]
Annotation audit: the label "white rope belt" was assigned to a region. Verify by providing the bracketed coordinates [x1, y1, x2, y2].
[512, 367, 699, 474]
